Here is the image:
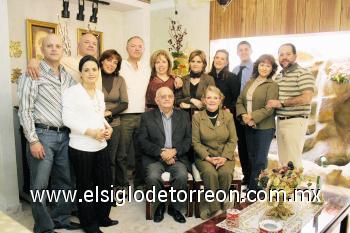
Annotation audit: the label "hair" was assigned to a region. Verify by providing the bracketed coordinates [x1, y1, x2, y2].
[278, 43, 296, 54]
[150, 50, 172, 78]
[79, 55, 100, 72]
[208, 49, 230, 80]
[251, 54, 278, 79]
[202, 85, 225, 102]
[237, 40, 252, 49]
[188, 49, 207, 72]
[155, 86, 174, 98]
[99, 49, 122, 76]
[127, 36, 144, 45]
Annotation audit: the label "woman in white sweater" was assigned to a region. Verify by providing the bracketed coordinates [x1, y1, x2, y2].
[63, 55, 117, 233]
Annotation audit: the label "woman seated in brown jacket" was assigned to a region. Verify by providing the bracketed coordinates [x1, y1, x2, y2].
[236, 54, 278, 193]
[192, 86, 237, 220]
[175, 50, 215, 116]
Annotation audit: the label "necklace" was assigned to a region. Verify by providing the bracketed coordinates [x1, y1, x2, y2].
[208, 114, 218, 119]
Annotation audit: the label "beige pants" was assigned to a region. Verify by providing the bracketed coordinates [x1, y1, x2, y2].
[276, 117, 308, 168]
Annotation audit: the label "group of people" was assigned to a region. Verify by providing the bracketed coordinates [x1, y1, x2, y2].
[17, 32, 315, 233]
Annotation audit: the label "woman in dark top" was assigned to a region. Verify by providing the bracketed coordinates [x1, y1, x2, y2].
[175, 49, 215, 115]
[145, 49, 175, 110]
[208, 49, 240, 114]
[99, 49, 129, 191]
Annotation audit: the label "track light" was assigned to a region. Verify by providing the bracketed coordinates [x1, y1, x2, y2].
[89, 0, 98, 23]
[61, 0, 70, 18]
[76, 0, 85, 21]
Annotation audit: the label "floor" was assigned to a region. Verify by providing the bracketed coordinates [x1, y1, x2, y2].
[8, 185, 350, 233]
[9, 196, 204, 233]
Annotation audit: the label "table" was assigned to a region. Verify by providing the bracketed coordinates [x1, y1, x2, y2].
[185, 191, 350, 233]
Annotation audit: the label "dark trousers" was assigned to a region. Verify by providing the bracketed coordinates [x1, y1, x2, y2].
[234, 118, 251, 184]
[145, 161, 188, 212]
[245, 127, 275, 190]
[106, 125, 128, 187]
[69, 147, 112, 233]
[120, 114, 145, 187]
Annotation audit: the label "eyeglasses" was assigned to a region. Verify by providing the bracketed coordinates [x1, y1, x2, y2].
[159, 94, 174, 100]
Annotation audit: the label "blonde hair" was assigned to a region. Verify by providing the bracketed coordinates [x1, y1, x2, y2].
[202, 85, 225, 103]
[150, 50, 172, 77]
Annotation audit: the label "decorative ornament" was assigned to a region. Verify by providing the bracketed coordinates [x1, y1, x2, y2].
[168, 18, 189, 77]
[9, 41, 22, 58]
[11, 68, 22, 83]
[58, 16, 72, 56]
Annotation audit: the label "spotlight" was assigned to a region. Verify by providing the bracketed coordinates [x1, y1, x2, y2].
[76, 0, 85, 21]
[61, 0, 70, 18]
[89, 0, 98, 23]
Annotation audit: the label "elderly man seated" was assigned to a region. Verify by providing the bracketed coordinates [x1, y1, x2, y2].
[138, 87, 191, 223]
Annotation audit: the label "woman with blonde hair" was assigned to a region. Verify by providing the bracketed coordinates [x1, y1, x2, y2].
[145, 49, 176, 110]
[192, 85, 237, 219]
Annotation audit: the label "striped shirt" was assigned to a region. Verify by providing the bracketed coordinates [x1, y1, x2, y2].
[18, 60, 75, 143]
[274, 63, 315, 117]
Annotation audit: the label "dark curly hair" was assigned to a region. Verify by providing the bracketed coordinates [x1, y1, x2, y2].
[252, 54, 278, 79]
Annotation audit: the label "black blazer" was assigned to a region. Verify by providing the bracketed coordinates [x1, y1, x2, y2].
[137, 108, 192, 172]
[208, 70, 240, 115]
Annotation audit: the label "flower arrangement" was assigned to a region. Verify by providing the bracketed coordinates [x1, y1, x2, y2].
[327, 60, 350, 84]
[168, 18, 188, 77]
[258, 162, 303, 220]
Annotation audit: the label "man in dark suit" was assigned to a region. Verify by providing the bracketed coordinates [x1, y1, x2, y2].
[138, 87, 191, 223]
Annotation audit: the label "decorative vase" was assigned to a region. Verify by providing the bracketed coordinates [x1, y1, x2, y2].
[266, 193, 294, 220]
[171, 51, 188, 77]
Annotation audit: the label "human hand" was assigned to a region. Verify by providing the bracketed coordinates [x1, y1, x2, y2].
[104, 127, 113, 140]
[205, 156, 217, 166]
[180, 102, 191, 109]
[161, 149, 176, 161]
[104, 111, 112, 117]
[191, 98, 203, 109]
[165, 158, 176, 165]
[267, 100, 282, 108]
[215, 157, 227, 169]
[242, 114, 252, 124]
[30, 142, 45, 160]
[94, 129, 106, 141]
[26, 59, 40, 79]
[247, 120, 256, 127]
[174, 77, 183, 89]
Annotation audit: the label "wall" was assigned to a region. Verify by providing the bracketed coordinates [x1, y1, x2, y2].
[210, 0, 350, 39]
[0, 0, 20, 212]
[8, 0, 150, 105]
[150, 0, 210, 69]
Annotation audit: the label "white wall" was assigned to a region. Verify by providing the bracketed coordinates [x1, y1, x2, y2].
[8, 0, 150, 105]
[0, 0, 20, 213]
[150, 0, 210, 69]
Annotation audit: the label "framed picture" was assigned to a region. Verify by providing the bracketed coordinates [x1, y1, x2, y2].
[26, 19, 58, 61]
[77, 28, 103, 57]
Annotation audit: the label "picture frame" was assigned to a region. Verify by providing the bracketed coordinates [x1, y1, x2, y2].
[77, 28, 103, 57]
[26, 19, 58, 61]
